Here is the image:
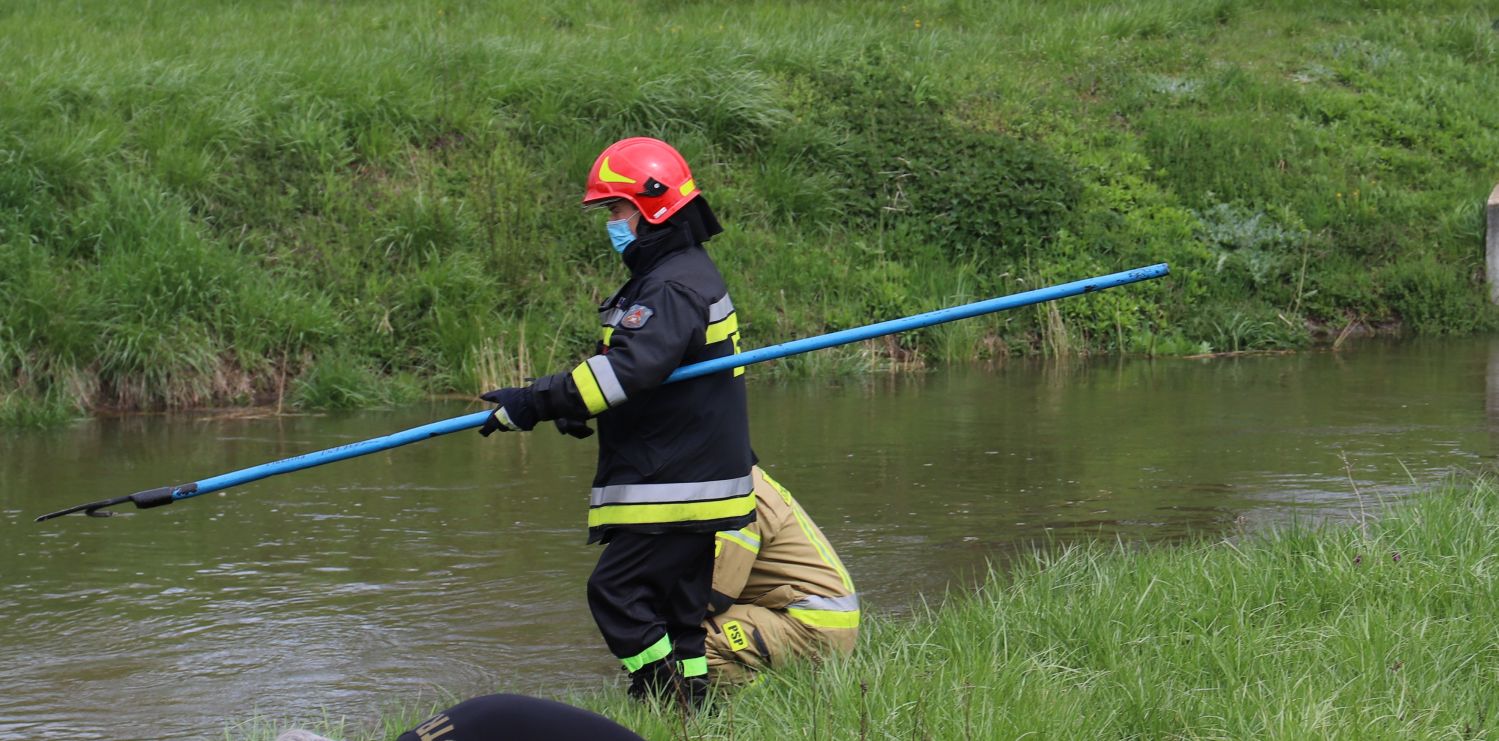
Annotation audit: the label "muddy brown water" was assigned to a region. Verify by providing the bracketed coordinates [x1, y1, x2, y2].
[4, 338, 1496, 740]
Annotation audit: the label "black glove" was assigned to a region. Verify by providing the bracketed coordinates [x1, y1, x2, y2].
[478, 387, 539, 436]
[554, 417, 595, 439]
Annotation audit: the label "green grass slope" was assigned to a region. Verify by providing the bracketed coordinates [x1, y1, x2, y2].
[3, 0, 1497, 424]
[243, 479, 1499, 739]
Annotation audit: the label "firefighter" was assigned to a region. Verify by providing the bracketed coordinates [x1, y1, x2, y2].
[477, 137, 755, 709]
[704, 466, 859, 684]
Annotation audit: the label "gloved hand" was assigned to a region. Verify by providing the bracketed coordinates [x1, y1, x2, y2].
[478, 387, 538, 436]
[554, 417, 595, 439]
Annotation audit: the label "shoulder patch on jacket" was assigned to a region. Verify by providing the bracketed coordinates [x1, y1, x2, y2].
[620, 304, 655, 329]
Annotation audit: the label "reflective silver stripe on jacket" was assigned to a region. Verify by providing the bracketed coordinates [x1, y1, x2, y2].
[600, 307, 624, 325]
[708, 294, 735, 323]
[591, 474, 754, 507]
[788, 593, 860, 612]
[586, 355, 627, 406]
[716, 527, 761, 552]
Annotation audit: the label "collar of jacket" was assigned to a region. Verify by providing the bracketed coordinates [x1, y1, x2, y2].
[622, 221, 695, 276]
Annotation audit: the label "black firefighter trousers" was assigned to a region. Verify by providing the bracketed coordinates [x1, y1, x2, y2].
[587, 531, 715, 677]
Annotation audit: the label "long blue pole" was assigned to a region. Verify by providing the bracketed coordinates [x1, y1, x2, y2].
[36, 263, 1167, 521]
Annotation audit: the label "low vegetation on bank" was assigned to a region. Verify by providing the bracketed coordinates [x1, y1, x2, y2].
[4, 0, 1498, 425]
[246, 478, 1498, 740]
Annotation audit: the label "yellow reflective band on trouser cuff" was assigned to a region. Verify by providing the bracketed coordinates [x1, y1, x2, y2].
[589, 492, 756, 528]
[678, 656, 707, 678]
[787, 608, 861, 629]
[621, 633, 672, 673]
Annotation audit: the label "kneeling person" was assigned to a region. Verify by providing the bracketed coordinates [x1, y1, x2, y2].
[704, 467, 858, 683]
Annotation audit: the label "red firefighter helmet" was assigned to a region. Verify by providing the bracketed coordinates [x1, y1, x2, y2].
[582, 137, 700, 224]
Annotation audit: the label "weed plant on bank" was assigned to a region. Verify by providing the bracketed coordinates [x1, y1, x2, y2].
[2, 0, 1497, 423]
[249, 478, 1499, 739]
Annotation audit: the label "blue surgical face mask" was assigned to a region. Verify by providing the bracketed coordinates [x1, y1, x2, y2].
[606, 218, 636, 253]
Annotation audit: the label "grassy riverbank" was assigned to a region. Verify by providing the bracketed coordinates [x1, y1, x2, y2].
[249, 478, 1498, 740]
[4, 0, 1499, 425]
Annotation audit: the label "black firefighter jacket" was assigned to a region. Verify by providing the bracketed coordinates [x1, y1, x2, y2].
[528, 223, 756, 543]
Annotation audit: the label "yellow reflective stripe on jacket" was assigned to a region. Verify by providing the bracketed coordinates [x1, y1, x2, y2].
[592, 474, 754, 507]
[591, 471, 754, 530]
[793, 593, 860, 612]
[762, 472, 856, 593]
[571, 363, 607, 415]
[570, 355, 626, 416]
[598, 306, 623, 347]
[716, 527, 761, 555]
[704, 294, 744, 376]
[788, 593, 860, 629]
[705, 312, 738, 344]
[787, 606, 861, 629]
[588, 492, 756, 528]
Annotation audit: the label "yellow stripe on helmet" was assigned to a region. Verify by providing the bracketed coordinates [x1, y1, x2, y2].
[598, 157, 637, 184]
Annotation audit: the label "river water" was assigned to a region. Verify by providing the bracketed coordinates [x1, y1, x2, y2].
[3, 338, 1495, 740]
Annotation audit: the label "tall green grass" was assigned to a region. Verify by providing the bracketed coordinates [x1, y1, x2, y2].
[245, 478, 1499, 740]
[3, 0, 1497, 423]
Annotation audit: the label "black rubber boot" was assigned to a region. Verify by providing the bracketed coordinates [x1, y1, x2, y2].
[682, 675, 710, 712]
[626, 658, 677, 704]
[627, 659, 710, 713]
